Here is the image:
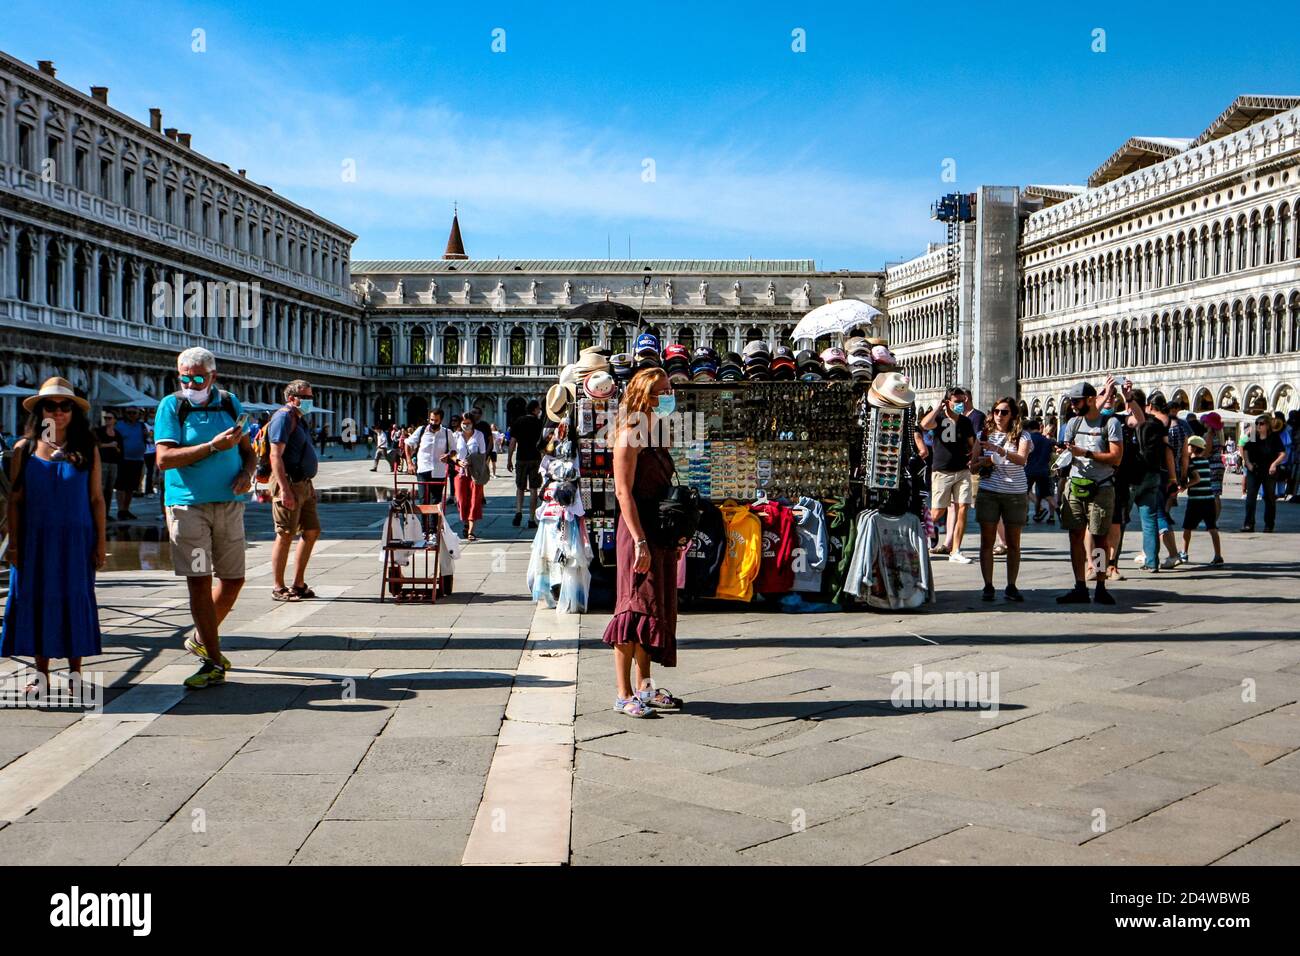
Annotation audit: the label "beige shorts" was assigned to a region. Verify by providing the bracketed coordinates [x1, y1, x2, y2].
[932, 469, 974, 508]
[166, 501, 247, 579]
[269, 477, 321, 537]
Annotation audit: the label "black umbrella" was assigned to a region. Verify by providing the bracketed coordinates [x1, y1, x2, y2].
[562, 300, 641, 323]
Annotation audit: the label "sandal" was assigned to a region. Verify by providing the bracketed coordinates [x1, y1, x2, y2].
[614, 696, 654, 718]
[637, 682, 682, 710]
[992, 544, 1008, 556]
[291, 584, 316, 599]
[271, 587, 300, 602]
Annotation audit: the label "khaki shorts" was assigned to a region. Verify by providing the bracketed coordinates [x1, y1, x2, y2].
[975, 489, 1029, 527]
[931, 469, 973, 508]
[269, 477, 321, 537]
[1060, 484, 1115, 536]
[166, 501, 247, 579]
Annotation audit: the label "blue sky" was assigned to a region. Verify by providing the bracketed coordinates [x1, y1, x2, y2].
[6, 0, 1299, 269]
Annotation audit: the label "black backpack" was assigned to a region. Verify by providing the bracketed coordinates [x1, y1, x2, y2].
[254, 406, 297, 481]
[175, 389, 238, 428]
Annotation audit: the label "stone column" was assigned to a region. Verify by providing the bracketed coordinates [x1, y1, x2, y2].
[108, 253, 123, 319]
[0, 219, 17, 299]
[129, 260, 144, 323]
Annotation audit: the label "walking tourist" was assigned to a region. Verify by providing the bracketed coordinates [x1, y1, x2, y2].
[603, 368, 683, 719]
[919, 386, 975, 563]
[113, 406, 147, 520]
[509, 399, 544, 528]
[1, 378, 106, 695]
[1180, 436, 1223, 565]
[1101, 382, 1138, 581]
[154, 347, 255, 690]
[973, 397, 1031, 602]
[489, 423, 504, 477]
[453, 414, 488, 540]
[1242, 413, 1286, 532]
[1057, 381, 1123, 605]
[268, 379, 322, 603]
[93, 410, 123, 506]
[1024, 418, 1056, 524]
[1142, 394, 1183, 567]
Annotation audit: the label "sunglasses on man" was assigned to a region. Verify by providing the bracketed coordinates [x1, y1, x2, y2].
[178, 374, 208, 386]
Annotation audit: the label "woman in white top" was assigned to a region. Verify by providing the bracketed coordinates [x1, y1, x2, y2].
[453, 417, 488, 540]
[971, 397, 1032, 602]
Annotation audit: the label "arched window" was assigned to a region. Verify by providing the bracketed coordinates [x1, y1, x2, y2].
[1281, 204, 1293, 261]
[443, 327, 460, 365]
[476, 326, 494, 365]
[577, 325, 594, 353]
[610, 326, 629, 355]
[376, 327, 393, 366]
[746, 326, 764, 344]
[711, 328, 729, 355]
[1265, 207, 1277, 264]
[543, 326, 560, 366]
[509, 325, 527, 365]
[409, 327, 426, 364]
[16, 230, 33, 302]
[1250, 211, 1262, 267]
[678, 327, 696, 351]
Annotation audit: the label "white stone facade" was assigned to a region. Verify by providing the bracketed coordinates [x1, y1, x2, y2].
[0, 52, 364, 436]
[352, 260, 884, 425]
[1020, 102, 1300, 419]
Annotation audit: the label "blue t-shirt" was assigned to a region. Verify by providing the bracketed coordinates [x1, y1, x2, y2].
[267, 407, 319, 481]
[116, 419, 147, 461]
[154, 391, 246, 505]
[1026, 431, 1055, 477]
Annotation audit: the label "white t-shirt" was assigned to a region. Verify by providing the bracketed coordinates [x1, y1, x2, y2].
[455, 430, 487, 459]
[406, 424, 450, 477]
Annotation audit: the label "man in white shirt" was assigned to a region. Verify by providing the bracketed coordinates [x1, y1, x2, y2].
[405, 409, 451, 509]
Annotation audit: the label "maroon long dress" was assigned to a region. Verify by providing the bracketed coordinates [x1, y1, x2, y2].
[601, 445, 677, 666]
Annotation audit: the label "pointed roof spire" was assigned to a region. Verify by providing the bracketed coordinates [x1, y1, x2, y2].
[444, 202, 468, 260]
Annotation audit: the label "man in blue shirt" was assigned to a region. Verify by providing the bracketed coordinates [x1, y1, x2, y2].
[154, 347, 256, 689]
[268, 378, 321, 602]
[1023, 418, 1057, 524]
[114, 406, 148, 520]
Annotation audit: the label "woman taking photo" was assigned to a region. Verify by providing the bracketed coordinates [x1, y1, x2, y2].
[453, 414, 487, 540]
[602, 368, 684, 718]
[972, 397, 1032, 602]
[2, 378, 106, 694]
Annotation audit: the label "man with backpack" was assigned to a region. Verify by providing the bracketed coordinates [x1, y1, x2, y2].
[405, 408, 452, 531]
[1057, 380, 1123, 605]
[264, 379, 321, 602]
[154, 347, 255, 690]
[1139, 393, 1183, 568]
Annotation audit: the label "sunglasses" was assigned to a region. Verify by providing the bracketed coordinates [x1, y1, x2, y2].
[43, 401, 75, 413]
[178, 374, 208, 386]
[994, 408, 1013, 416]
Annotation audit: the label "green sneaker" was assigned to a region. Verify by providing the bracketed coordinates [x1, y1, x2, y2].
[184, 661, 226, 690]
[184, 633, 231, 670]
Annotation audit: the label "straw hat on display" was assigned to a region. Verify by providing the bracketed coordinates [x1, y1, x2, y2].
[23, 377, 90, 413]
[575, 347, 611, 375]
[867, 372, 916, 408]
[546, 382, 578, 423]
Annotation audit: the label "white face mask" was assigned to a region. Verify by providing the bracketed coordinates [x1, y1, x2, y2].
[181, 386, 211, 405]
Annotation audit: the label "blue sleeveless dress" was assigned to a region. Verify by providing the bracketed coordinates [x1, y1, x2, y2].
[1, 454, 102, 659]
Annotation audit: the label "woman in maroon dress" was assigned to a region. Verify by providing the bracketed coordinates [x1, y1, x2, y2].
[602, 368, 684, 718]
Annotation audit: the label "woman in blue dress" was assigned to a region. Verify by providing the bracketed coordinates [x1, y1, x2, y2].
[2, 377, 106, 694]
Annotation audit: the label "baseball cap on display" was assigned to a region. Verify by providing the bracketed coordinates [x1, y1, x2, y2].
[773, 345, 796, 362]
[825, 363, 852, 381]
[744, 365, 771, 381]
[742, 340, 771, 359]
[871, 344, 898, 367]
[772, 362, 795, 381]
[637, 352, 662, 369]
[668, 368, 691, 385]
[846, 336, 870, 356]
[848, 353, 872, 368]
[718, 365, 744, 382]
[635, 332, 661, 355]
[692, 346, 719, 364]
[820, 346, 848, 366]
[691, 367, 717, 383]
[663, 343, 689, 362]
[850, 365, 874, 383]
[798, 369, 825, 382]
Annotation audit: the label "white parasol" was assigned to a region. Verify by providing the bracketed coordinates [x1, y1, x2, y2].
[791, 299, 882, 342]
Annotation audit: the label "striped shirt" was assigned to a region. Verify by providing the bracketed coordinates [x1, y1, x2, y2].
[1187, 454, 1215, 499]
[979, 431, 1029, 494]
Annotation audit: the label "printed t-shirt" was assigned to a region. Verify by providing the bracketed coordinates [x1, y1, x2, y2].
[751, 499, 796, 595]
[715, 504, 762, 602]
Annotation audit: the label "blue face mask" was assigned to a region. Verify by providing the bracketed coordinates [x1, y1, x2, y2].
[952, 402, 966, 414]
[298, 399, 314, 415]
[654, 394, 676, 417]
[1101, 408, 1114, 417]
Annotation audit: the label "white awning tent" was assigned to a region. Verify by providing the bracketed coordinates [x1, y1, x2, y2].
[92, 372, 159, 408]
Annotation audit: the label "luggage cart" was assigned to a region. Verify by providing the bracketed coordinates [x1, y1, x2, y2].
[379, 472, 452, 603]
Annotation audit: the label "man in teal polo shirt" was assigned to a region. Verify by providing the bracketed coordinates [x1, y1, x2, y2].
[154, 347, 256, 689]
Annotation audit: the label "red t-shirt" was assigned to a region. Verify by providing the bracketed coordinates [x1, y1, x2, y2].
[752, 500, 797, 594]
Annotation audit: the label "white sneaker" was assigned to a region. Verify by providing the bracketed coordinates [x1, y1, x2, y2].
[948, 551, 973, 564]
[1160, 555, 1180, 570]
[1132, 553, 1146, 567]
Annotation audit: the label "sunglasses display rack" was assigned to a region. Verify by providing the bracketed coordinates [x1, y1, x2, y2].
[574, 396, 618, 520]
[865, 405, 907, 490]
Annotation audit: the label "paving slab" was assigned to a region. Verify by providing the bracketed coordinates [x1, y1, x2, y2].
[293, 820, 472, 865]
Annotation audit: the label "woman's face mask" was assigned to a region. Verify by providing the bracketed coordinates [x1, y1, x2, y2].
[654, 393, 676, 417]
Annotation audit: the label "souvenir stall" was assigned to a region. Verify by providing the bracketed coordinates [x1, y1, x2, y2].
[528, 307, 935, 613]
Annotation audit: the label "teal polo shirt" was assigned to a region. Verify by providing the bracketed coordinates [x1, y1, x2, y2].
[154, 391, 246, 505]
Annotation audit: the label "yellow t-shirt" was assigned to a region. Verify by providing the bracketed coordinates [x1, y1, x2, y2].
[716, 505, 763, 601]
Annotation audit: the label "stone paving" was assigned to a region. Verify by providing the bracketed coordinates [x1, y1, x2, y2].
[1, 456, 1298, 865]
